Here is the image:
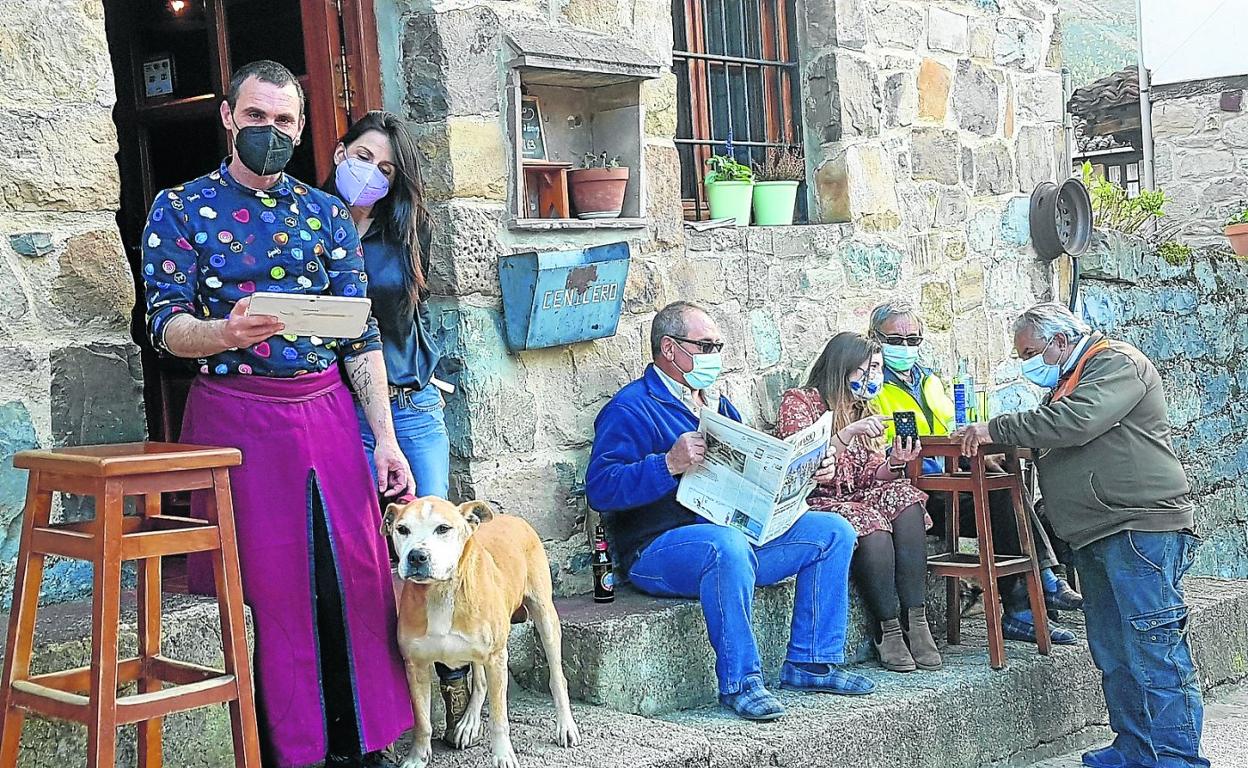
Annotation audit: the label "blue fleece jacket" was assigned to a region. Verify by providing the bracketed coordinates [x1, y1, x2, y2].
[586, 365, 743, 571]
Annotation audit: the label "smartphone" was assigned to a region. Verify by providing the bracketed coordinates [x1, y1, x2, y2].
[893, 411, 919, 450]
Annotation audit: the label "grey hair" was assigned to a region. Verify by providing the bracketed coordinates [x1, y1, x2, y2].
[867, 301, 922, 337]
[1012, 302, 1091, 342]
[650, 301, 708, 357]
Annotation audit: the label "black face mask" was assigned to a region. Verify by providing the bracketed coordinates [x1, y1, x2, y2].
[233, 123, 295, 176]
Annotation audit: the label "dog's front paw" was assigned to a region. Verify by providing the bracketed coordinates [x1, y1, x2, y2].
[555, 717, 581, 748]
[401, 742, 433, 768]
[491, 739, 520, 768]
[450, 708, 484, 749]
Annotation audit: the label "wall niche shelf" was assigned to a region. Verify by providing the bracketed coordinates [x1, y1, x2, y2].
[504, 25, 663, 227]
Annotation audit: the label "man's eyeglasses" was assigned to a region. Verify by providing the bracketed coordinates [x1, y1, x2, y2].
[875, 334, 924, 347]
[668, 335, 725, 354]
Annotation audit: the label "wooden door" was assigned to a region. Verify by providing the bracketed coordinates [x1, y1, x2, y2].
[104, 0, 382, 443]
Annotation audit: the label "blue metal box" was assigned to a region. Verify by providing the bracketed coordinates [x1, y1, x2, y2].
[498, 242, 631, 351]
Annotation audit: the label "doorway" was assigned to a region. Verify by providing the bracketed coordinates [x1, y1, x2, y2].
[103, 0, 383, 444]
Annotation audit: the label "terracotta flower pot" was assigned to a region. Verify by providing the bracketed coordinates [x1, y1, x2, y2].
[1226, 223, 1248, 257]
[568, 167, 630, 220]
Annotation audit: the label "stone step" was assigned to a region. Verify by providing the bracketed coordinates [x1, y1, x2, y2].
[508, 574, 950, 716]
[420, 577, 1248, 768]
[0, 593, 253, 768]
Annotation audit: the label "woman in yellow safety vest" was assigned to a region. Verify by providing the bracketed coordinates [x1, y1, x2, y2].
[866, 302, 1083, 645]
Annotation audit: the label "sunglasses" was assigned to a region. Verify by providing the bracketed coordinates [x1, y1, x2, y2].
[876, 334, 924, 347]
[669, 335, 725, 354]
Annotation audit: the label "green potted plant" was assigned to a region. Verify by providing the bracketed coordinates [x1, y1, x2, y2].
[751, 147, 804, 226]
[1226, 204, 1248, 257]
[1079, 161, 1192, 262]
[568, 152, 630, 220]
[704, 133, 755, 225]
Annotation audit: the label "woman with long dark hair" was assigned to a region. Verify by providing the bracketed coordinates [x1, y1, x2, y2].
[775, 332, 941, 673]
[323, 110, 448, 499]
[323, 111, 468, 755]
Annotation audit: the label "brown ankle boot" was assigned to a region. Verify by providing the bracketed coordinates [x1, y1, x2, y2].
[904, 607, 943, 671]
[439, 668, 474, 748]
[874, 618, 916, 672]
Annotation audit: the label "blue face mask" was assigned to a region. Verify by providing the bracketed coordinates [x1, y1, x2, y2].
[881, 344, 920, 373]
[849, 376, 883, 400]
[1020, 338, 1061, 388]
[683, 352, 723, 390]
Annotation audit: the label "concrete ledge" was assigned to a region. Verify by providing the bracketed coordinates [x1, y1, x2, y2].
[424, 577, 1248, 768]
[509, 574, 949, 716]
[509, 582, 801, 716]
[0, 594, 253, 768]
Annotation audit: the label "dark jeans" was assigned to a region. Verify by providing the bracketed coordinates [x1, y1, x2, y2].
[926, 488, 1058, 611]
[1073, 530, 1208, 768]
[627, 512, 856, 694]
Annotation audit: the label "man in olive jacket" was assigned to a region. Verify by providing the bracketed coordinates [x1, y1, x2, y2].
[958, 303, 1206, 768]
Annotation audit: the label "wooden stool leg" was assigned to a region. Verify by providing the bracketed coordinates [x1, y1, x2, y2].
[0, 475, 53, 764]
[972, 461, 1006, 669]
[206, 470, 261, 768]
[138, 494, 164, 768]
[88, 482, 125, 768]
[1009, 458, 1052, 656]
[945, 491, 960, 645]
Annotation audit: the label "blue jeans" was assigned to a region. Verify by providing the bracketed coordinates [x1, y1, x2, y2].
[1073, 530, 1209, 768]
[356, 384, 450, 499]
[628, 511, 857, 694]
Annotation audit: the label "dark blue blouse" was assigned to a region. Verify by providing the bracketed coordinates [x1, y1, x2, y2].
[357, 224, 442, 390]
[141, 160, 382, 377]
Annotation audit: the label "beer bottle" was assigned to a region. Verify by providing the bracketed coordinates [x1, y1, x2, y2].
[592, 525, 615, 603]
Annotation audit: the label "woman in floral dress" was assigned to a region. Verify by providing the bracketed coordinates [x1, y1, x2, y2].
[776, 332, 941, 673]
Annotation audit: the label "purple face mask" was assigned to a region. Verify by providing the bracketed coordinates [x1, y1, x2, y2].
[334, 156, 391, 206]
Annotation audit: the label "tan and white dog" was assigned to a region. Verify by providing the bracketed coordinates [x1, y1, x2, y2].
[384, 497, 580, 768]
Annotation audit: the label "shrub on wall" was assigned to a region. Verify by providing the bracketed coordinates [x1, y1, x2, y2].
[1082, 162, 1191, 263]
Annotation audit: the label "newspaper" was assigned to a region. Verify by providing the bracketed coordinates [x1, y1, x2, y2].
[676, 410, 835, 546]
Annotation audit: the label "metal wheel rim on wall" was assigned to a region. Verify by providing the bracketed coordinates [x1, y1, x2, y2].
[1029, 179, 1093, 262]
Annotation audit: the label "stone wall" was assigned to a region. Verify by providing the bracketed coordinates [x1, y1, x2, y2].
[0, 2, 144, 604]
[804, 0, 1067, 229]
[380, 0, 1065, 594]
[1081, 233, 1248, 578]
[1152, 74, 1248, 249]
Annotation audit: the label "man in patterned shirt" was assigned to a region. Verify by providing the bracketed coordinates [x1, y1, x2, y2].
[141, 60, 412, 768]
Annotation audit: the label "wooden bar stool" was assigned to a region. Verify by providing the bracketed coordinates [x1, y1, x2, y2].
[906, 437, 1051, 669]
[0, 442, 260, 768]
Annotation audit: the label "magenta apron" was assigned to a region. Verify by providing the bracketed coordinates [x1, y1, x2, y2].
[182, 366, 412, 767]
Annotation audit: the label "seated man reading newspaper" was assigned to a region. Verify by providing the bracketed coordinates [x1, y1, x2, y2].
[586, 302, 874, 722]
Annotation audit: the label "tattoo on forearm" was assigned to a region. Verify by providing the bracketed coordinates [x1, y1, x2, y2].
[347, 352, 396, 443]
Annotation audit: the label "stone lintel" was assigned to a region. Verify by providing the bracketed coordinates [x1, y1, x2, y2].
[505, 25, 664, 86]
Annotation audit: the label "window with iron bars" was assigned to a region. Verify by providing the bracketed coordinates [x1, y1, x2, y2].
[672, 0, 803, 220]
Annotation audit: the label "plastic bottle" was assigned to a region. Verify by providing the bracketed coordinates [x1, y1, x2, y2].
[973, 360, 989, 424]
[953, 356, 971, 429]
